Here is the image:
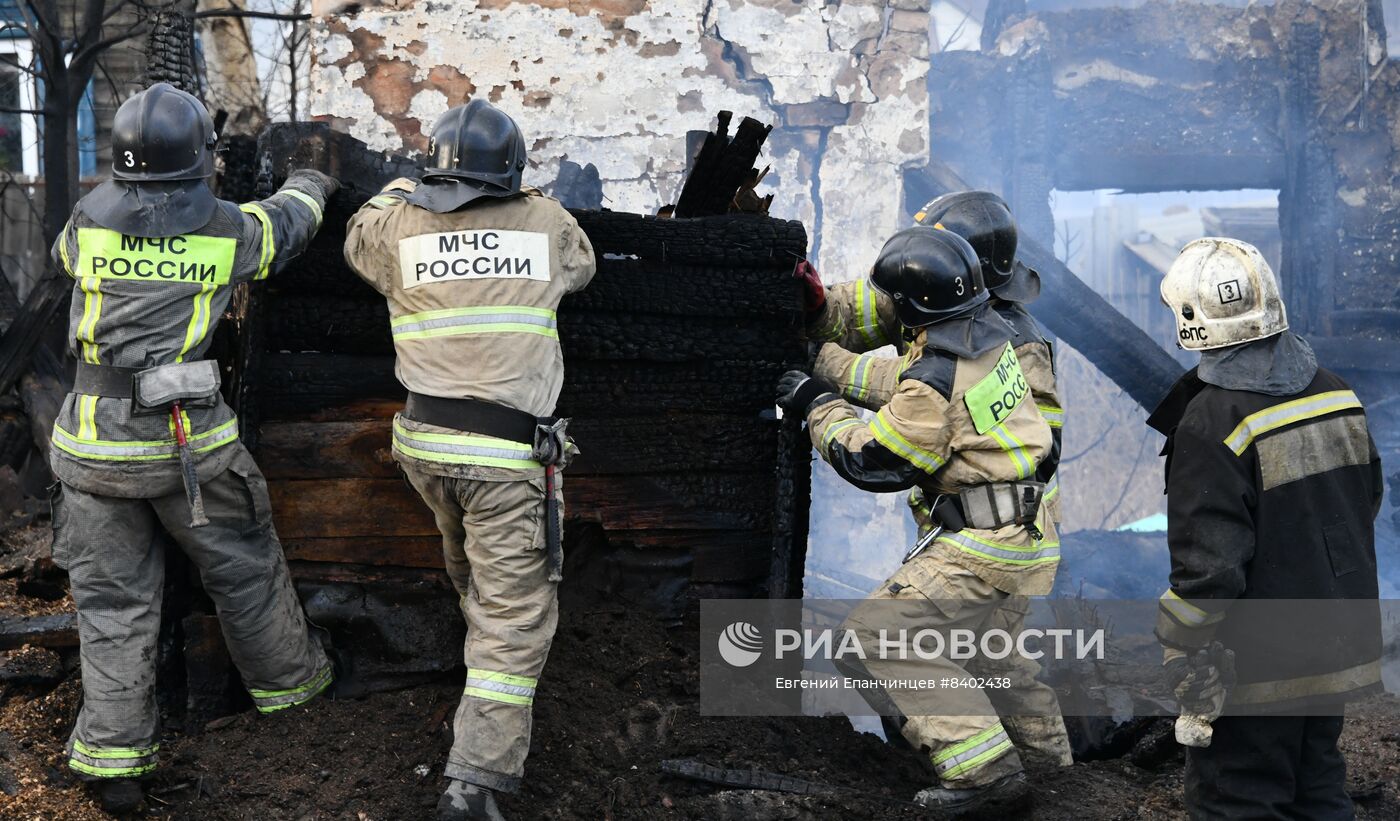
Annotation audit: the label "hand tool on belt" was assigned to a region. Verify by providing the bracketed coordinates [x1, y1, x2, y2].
[75, 361, 218, 527]
[903, 480, 1046, 563]
[403, 392, 570, 581]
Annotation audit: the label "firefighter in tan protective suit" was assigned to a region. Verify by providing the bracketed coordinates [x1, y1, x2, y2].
[48, 84, 337, 815]
[795, 194, 1071, 792]
[778, 225, 1062, 815]
[343, 100, 595, 821]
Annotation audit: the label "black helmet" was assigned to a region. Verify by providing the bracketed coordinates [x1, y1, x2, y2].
[424, 99, 526, 193]
[914, 191, 1017, 291]
[111, 83, 216, 182]
[870, 226, 987, 328]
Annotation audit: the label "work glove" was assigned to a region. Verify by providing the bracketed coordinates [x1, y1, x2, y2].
[793, 260, 826, 314]
[1164, 641, 1236, 715]
[776, 370, 836, 416]
[289, 168, 341, 198]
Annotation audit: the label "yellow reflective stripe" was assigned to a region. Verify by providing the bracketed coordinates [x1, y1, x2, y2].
[78, 394, 98, 440]
[1037, 404, 1064, 428]
[847, 355, 874, 403]
[390, 305, 557, 326]
[394, 323, 559, 341]
[857, 279, 885, 348]
[467, 668, 538, 688]
[870, 410, 945, 474]
[282, 189, 322, 225]
[464, 686, 533, 706]
[239, 203, 276, 280]
[68, 760, 158, 778]
[392, 420, 541, 469]
[1159, 589, 1225, 627]
[72, 740, 158, 759]
[368, 194, 401, 208]
[936, 529, 1061, 566]
[821, 418, 864, 451]
[176, 283, 217, 363]
[941, 738, 1014, 780]
[988, 424, 1035, 479]
[52, 418, 239, 462]
[1224, 390, 1362, 455]
[58, 220, 75, 275]
[76, 274, 103, 364]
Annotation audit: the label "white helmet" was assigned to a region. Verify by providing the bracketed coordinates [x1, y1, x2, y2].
[1160, 237, 1288, 351]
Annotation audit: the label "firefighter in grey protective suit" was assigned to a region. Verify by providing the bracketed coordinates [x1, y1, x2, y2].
[48, 83, 337, 813]
[343, 100, 596, 821]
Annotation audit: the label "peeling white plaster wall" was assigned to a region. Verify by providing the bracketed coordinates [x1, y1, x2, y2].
[308, 0, 931, 280]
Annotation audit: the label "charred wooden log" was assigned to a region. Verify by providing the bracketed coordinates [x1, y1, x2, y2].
[248, 123, 812, 617]
[674, 112, 774, 218]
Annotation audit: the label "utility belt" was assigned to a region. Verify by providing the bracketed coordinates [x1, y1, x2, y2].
[402, 391, 570, 582]
[74, 360, 221, 412]
[402, 392, 570, 466]
[74, 361, 223, 528]
[905, 481, 1045, 563]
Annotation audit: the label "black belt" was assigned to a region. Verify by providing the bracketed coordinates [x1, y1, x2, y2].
[402, 392, 550, 446]
[73, 363, 142, 399]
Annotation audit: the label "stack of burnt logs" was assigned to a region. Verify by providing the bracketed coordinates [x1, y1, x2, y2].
[225, 125, 811, 651]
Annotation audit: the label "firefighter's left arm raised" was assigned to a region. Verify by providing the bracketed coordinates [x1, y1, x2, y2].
[233, 169, 340, 284]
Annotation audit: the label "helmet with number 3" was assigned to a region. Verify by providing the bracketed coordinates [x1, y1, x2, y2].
[110, 83, 217, 182]
[870, 226, 988, 328]
[85, 83, 218, 237]
[1160, 237, 1288, 351]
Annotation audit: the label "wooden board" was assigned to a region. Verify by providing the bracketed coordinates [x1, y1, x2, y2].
[267, 473, 775, 540]
[256, 413, 779, 480]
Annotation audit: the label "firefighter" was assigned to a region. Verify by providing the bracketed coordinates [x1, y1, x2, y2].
[343, 99, 596, 821]
[778, 226, 1058, 814]
[48, 83, 338, 813]
[1148, 238, 1384, 820]
[795, 192, 1072, 773]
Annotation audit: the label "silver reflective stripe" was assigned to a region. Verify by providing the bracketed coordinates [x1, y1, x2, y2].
[465, 676, 535, 699]
[52, 419, 239, 462]
[68, 739, 160, 778]
[932, 724, 1013, 778]
[392, 420, 541, 469]
[391, 309, 557, 341]
[1224, 390, 1362, 455]
[1159, 590, 1224, 627]
[248, 664, 333, 712]
[937, 530, 1061, 565]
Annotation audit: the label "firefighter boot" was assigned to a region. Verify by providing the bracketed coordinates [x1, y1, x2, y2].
[94, 779, 144, 815]
[913, 771, 1030, 817]
[437, 778, 506, 821]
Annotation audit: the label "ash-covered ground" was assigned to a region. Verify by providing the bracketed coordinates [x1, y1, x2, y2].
[1, 524, 1398, 820]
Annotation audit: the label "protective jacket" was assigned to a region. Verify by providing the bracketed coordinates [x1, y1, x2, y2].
[810, 280, 1065, 526]
[49, 171, 334, 497]
[1148, 366, 1384, 710]
[805, 327, 1059, 596]
[343, 179, 596, 481]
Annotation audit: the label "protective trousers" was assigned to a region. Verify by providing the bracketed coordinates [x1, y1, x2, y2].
[402, 465, 560, 793]
[52, 445, 331, 779]
[841, 558, 1071, 788]
[1185, 715, 1351, 821]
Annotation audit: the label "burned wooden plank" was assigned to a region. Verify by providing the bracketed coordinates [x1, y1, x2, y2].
[268, 473, 776, 540]
[261, 294, 798, 362]
[0, 613, 78, 650]
[256, 355, 795, 418]
[282, 536, 443, 569]
[257, 414, 778, 480]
